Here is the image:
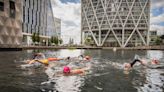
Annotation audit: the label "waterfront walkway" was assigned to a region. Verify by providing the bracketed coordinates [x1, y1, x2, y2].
[22, 45, 164, 50]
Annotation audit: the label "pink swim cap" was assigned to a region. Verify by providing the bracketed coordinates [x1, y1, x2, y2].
[63, 66, 71, 74]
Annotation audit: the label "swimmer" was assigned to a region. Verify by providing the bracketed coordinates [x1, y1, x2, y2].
[26, 53, 46, 65]
[32, 53, 45, 59]
[151, 58, 160, 65]
[78, 55, 91, 61]
[28, 57, 64, 66]
[54, 66, 89, 76]
[124, 59, 146, 70]
[124, 58, 160, 70]
[28, 59, 49, 66]
[64, 66, 89, 76]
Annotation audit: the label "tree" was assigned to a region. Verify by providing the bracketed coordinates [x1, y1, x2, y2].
[160, 35, 164, 39]
[31, 32, 40, 45]
[59, 39, 63, 44]
[155, 37, 162, 45]
[85, 37, 92, 45]
[36, 32, 40, 42]
[50, 36, 59, 45]
[31, 32, 36, 43]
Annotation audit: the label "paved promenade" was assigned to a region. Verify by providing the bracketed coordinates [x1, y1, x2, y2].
[22, 45, 164, 50]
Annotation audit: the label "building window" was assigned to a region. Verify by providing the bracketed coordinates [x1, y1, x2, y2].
[0, 1, 4, 11]
[9, 0, 16, 18]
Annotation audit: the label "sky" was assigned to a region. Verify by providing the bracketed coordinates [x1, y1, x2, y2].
[51, 0, 164, 44]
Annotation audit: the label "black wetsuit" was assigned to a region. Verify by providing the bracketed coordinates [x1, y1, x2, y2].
[130, 59, 142, 67]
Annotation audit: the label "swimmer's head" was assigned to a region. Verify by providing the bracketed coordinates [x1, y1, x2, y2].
[63, 66, 71, 74]
[85, 56, 91, 60]
[151, 59, 159, 64]
[124, 63, 131, 68]
[66, 57, 70, 60]
[33, 53, 45, 59]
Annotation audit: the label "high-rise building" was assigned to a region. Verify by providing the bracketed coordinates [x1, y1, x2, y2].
[0, 0, 22, 48]
[54, 17, 61, 38]
[47, 0, 60, 38]
[81, 0, 150, 47]
[22, 0, 60, 45]
[149, 30, 157, 46]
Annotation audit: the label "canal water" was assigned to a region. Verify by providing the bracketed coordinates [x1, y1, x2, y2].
[0, 49, 164, 92]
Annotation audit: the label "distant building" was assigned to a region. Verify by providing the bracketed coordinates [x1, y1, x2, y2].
[0, 0, 22, 48]
[47, 0, 58, 37]
[54, 17, 61, 38]
[149, 30, 157, 45]
[81, 0, 150, 47]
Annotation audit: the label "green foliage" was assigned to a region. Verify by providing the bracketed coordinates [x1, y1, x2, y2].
[155, 37, 162, 45]
[31, 32, 40, 45]
[31, 32, 36, 43]
[36, 32, 40, 42]
[160, 35, 164, 39]
[85, 37, 93, 45]
[50, 36, 59, 45]
[59, 39, 63, 44]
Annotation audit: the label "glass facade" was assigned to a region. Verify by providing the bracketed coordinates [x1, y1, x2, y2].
[54, 17, 61, 38]
[47, 0, 58, 37]
[22, 0, 61, 45]
[22, 0, 47, 36]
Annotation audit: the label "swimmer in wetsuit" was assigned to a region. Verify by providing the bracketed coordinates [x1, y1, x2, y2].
[124, 59, 145, 70]
[63, 66, 88, 76]
[53, 66, 89, 77]
[124, 58, 160, 70]
[27, 53, 63, 66]
[78, 55, 91, 61]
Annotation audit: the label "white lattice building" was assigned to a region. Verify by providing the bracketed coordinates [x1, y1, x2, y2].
[81, 0, 150, 47]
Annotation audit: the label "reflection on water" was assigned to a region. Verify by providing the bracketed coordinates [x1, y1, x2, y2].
[0, 50, 164, 92]
[146, 50, 163, 60]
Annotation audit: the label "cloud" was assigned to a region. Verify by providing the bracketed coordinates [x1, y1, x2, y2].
[51, 0, 81, 44]
[150, 0, 164, 35]
[150, 24, 164, 35]
[150, 13, 164, 25]
[151, 0, 164, 9]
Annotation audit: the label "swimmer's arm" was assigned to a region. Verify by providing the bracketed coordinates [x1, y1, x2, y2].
[79, 71, 86, 76]
[28, 59, 39, 64]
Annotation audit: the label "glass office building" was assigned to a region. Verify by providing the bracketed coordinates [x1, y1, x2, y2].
[54, 17, 61, 38]
[22, 0, 60, 45]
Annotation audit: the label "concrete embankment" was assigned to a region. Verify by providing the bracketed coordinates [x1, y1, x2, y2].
[22, 46, 102, 50]
[22, 45, 164, 50]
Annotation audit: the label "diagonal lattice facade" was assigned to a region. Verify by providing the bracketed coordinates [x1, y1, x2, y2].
[81, 0, 150, 47]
